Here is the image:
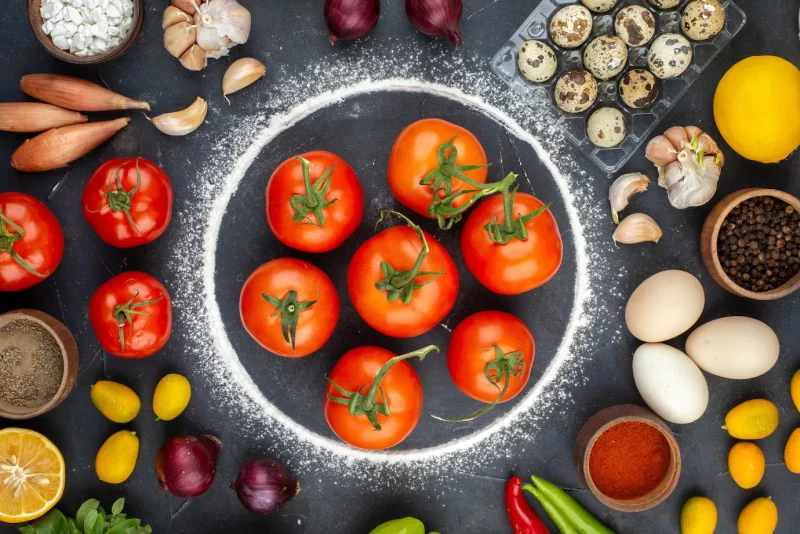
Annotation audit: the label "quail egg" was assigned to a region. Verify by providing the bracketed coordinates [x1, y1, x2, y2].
[682, 0, 725, 41]
[517, 41, 558, 83]
[554, 70, 598, 113]
[619, 69, 659, 108]
[648, 0, 681, 9]
[550, 5, 593, 49]
[587, 107, 627, 147]
[583, 36, 629, 81]
[648, 33, 693, 78]
[615, 6, 657, 47]
[581, 0, 617, 13]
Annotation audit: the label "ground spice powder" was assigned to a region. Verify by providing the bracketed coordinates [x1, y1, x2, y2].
[0, 320, 63, 409]
[588, 421, 671, 500]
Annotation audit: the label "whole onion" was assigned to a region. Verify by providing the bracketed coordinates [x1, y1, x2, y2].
[324, 0, 381, 44]
[231, 458, 300, 515]
[405, 0, 463, 48]
[155, 435, 221, 499]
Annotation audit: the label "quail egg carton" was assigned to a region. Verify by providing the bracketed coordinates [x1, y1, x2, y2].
[490, 0, 746, 174]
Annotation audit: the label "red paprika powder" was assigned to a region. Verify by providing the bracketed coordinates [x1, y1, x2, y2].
[588, 421, 671, 500]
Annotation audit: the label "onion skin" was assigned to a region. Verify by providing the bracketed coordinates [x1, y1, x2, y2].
[231, 458, 300, 515]
[324, 0, 380, 43]
[0, 103, 87, 133]
[21, 74, 150, 112]
[405, 0, 463, 47]
[155, 435, 221, 499]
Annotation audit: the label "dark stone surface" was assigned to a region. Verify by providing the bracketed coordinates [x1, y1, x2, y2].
[1, 1, 799, 533]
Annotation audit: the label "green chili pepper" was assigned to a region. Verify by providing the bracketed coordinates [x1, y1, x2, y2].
[368, 517, 439, 534]
[523, 483, 579, 534]
[530, 476, 615, 534]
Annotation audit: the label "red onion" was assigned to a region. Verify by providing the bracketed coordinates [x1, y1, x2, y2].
[324, 0, 381, 44]
[231, 458, 300, 514]
[155, 435, 221, 499]
[405, 0, 463, 47]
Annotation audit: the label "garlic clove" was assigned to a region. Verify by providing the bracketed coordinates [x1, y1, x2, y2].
[223, 58, 266, 98]
[645, 135, 679, 167]
[684, 125, 703, 142]
[148, 97, 208, 136]
[164, 22, 196, 59]
[613, 213, 663, 245]
[163, 6, 193, 30]
[196, 0, 251, 45]
[180, 45, 208, 71]
[697, 133, 725, 166]
[664, 125, 689, 149]
[172, 0, 197, 15]
[609, 172, 650, 224]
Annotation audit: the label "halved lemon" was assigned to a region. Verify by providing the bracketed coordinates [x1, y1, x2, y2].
[0, 428, 65, 524]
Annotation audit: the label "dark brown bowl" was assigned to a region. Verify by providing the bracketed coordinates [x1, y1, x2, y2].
[574, 405, 681, 513]
[0, 309, 79, 419]
[700, 188, 800, 300]
[28, 0, 144, 64]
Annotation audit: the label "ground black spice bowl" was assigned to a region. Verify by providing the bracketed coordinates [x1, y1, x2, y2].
[0, 309, 79, 419]
[700, 188, 800, 301]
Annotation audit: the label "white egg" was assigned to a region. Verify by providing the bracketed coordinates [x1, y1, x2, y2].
[633, 343, 709, 424]
[686, 317, 780, 379]
[625, 270, 705, 342]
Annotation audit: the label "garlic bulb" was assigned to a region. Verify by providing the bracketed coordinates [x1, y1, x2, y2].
[162, 0, 251, 70]
[613, 213, 663, 245]
[609, 172, 650, 224]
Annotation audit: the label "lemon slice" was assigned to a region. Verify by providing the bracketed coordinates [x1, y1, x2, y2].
[0, 428, 65, 524]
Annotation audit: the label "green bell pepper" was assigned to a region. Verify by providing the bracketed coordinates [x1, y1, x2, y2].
[368, 517, 440, 534]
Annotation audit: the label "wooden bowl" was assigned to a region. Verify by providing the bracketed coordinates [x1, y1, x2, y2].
[574, 405, 681, 513]
[0, 309, 79, 420]
[700, 188, 800, 300]
[28, 0, 144, 64]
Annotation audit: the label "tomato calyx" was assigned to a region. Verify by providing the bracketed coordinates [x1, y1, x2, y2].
[290, 156, 338, 227]
[327, 345, 439, 430]
[112, 290, 165, 351]
[484, 173, 551, 245]
[0, 206, 47, 279]
[374, 211, 443, 304]
[262, 287, 319, 353]
[89, 158, 143, 235]
[433, 345, 526, 423]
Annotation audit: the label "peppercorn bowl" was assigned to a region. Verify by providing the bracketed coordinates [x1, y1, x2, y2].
[700, 188, 800, 300]
[574, 404, 681, 513]
[28, 0, 144, 65]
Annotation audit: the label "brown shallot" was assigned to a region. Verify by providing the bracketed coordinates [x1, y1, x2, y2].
[0, 103, 87, 133]
[20, 74, 150, 113]
[11, 118, 131, 172]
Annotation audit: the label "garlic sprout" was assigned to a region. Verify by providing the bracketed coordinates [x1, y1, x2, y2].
[613, 213, 663, 245]
[609, 172, 650, 224]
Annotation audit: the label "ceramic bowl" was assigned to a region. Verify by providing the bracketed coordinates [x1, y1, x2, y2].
[28, 0, 144, 64]
[0, 309, 79, 419]
[700, 188, 800, 300]
[574, 404, 681, 512]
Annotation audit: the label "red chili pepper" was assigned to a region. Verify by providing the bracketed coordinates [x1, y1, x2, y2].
[506, 475, 550, 534]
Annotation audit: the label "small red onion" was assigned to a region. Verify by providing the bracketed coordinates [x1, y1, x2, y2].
[231, 458, 300, 515]
[155, 435, 221, 499]
[405, 0, 463, 48]
[324, 0, 381, 44]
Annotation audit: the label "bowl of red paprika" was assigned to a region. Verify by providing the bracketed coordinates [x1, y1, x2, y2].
[574, 404, 681, 512]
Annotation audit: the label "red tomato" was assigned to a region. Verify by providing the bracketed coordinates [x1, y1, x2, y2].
[447, 311, 535, 404]
[461, 192, 563, 295]
[388, 119, 489, 224]
[240, 258, 340, 357]
[0, 192, 64, 292]
[324, 345, 437, 450]
[89, 271, 172, 358]
[266, 151, 364, 253]
[82, 158, 174, 248]
[347, 213, 458, 338]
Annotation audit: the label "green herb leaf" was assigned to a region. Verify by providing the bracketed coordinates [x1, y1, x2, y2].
[111, 499, 124, 517]
[106, 519, 143, 534]
[83, 510, 98, 534]
[17, 509, 68, 534]
[75, 500, 99, 528]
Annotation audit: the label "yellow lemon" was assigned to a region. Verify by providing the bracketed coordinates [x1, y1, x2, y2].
[737, 497, 778, 534]
[729, 442, 765, 489]
[90, 380, 141, 423]
[784, 428, 800, 473]
[0, 428, 65, 523]
[153, 373, 192, 421]
[714, 55, 800, 164]
[724, 399, 779, 440]
[95, 430, 139, 484]
[681, 496, 718, 534]
[791, 370, 800, 412]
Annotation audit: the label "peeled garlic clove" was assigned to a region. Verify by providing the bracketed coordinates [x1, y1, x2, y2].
[172, 0, 197, 15]
[664, 126, 689, 149]
[148, 97, 208, 136]
[163, 6, 193, 29]
[164, 22, 196, 58]
[645, 135, 679, 167]
[223, 58, 266, 97]
[613, 213, 663, 245]
[180, 45, 208, 71]
[609, 173, 650, 224]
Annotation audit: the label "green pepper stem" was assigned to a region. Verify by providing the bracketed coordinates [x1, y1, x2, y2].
[289, 156, 338, 227]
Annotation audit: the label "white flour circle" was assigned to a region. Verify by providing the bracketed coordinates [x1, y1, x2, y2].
[203, 78, 589, 464]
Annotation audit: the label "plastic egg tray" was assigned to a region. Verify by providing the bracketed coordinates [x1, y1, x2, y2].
[490, 0, 746, 174]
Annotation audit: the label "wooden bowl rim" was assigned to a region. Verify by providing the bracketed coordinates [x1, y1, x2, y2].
[27, 0, 144, 65]
[703, 188, 800, 300]
[0, 309, 78, 419]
